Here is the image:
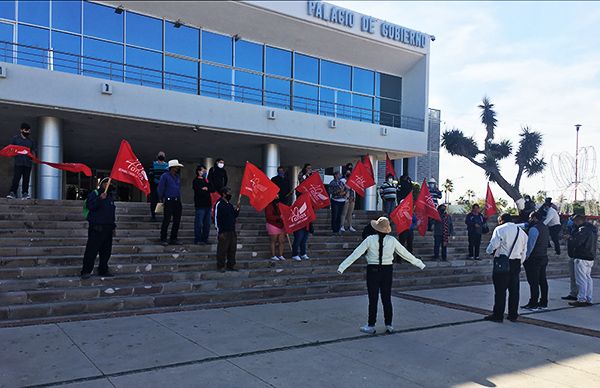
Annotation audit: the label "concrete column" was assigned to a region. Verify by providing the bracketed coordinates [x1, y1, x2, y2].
[262, 143, 279, 179]
[202, 157, 214, 170]
[37, 116, 63, 200]
[290, 165, 300, 202]
[364, 156, 377, 211]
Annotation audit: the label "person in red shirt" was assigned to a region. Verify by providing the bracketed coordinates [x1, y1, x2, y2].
[265, 198, 286, 261]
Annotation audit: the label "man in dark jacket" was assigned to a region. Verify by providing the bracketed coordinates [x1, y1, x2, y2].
[567, 215, 596, 307]
[433, 204, 453, 261]
[271, 166, 291, 205]
[148, 151, 168, 221]
[7, 123, 36, 199]
[465, 204, 486, 260]
[397, 173, 413, 202]
[158, 159, 184, 246]
[81, 178, 116, 279]
[521, 211, 550, 310]
[208, 158, 228, 193]
[215, 187, 240, 272]
[192, 165, 212, 245]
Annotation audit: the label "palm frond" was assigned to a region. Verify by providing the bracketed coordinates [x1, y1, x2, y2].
[478, 96, 497, 142]
[441, 129, 480, 158]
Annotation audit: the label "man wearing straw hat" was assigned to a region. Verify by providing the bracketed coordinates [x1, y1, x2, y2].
[158, 159, 184, 246]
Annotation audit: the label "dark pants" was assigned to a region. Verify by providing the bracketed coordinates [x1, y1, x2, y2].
[81, 224, 114, 275]
[468, 232, 482, 258]
[217, 231, 237, 269]
[160, 199, 182, 242]
[383, 199, 395, 217]
[398, 230, 414, 253]
[149, 181, 159, 218]
[524, 260, 548, 306]
[492, 259, 521, 319]
[10, 165, 32, 195]
[549, 225, 561, 254]
[194, 207, 211, 243]
[292, 228, 309, 256]
[367, 265, 394, 326]
[331, 201, 345, 232]
[433, 235, 447, 260]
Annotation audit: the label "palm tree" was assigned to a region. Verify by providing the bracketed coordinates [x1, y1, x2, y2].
[465, 189, 476, 204]
[442, 178, 454, 204]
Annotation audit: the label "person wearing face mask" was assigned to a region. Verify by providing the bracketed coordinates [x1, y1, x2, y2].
[215, 187, 240, 272]
[432, 204, 453, 261]
[379, 174, 397, 217]
[208, 158, 228, 193]
[521, 211, 550, 310]
[7, 122, 36, 199]
[148, 151, 168, 221]
[296, 163, 313, 199]
[329, 171, 347, 234]
[340, 170, 356, 232]
[192, 165, 212, 245]
[158, 160, 184, 246]
[271, 166, 292, 206]
[81, 177, 116, 279]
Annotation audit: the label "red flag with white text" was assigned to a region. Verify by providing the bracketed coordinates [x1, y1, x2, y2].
[278, 194, 316, 234]
[362, 154, 374, 179]
[296, 172, 330, 210]
[240, 161, 280, 212]
[485, 183, 498, 217]
[346, 160, 376, 197]
[109, 140, 150, 195]
[415, 178, 441, 236]
[390, 194, 413, 234]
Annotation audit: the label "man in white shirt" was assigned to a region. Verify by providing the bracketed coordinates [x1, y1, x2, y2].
[542, 198, 561, 255]
[484, 213, 528, 322]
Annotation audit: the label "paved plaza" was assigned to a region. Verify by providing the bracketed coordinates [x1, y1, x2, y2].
[1, 277, 598, 388]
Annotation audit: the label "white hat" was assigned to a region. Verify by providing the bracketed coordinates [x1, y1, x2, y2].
[370, 217, 392, 234]
[168, 159, 184, 168]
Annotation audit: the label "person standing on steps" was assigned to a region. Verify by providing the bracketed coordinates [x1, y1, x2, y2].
[296, 163, 313, 198]
[521, 211, 550, 311]
[541, 198, 562, 255]
[192, 165, 212, 245]
[398, 214, 417, 254]
[81, 178, 116, 279]
[396, 173, 413, 203]
[158, 160, 184, 246]
[265, 197, 286, 261]
[329, 171, 347, 234]
[208, 158, 228, 193]
[561, 215, 579, 301]
[379, 174, 397, 217]
[465, 204, 486, 260]
[292, 222, 312, 261]
[7, 122, 36, 200]
[432, 204, 453, 261]
[337, 217, 426, 334]
[340, 170, 357, 232]
[566, 214, 596, 307]
[148, 151, 168, 221]
[215, 187, 240, 272]
[271, 166, 292, 206]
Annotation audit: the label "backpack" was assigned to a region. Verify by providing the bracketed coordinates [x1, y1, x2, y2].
[82, 190, 98, 219]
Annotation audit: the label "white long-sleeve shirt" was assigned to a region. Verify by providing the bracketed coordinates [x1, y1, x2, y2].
[486, 222, 528, 261]
[543, 207, 561, 227]
[337, 235, 426, 273]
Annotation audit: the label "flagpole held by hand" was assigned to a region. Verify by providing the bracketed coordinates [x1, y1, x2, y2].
[286, 234, 292, 251]
[103, 178, 112, 194]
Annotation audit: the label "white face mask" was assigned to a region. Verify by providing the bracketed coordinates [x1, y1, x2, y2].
[217, 162, 225, 168]
[388, 179, 393, 184]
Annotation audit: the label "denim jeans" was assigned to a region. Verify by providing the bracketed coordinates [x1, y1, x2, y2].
[574, 259, 594, 303]
[292, 228, 309, 256]
[383, 199, 396, 217]
[331, 200, 345, 233]
[433, 235, 447, 260]
[194, 207, 211, 243]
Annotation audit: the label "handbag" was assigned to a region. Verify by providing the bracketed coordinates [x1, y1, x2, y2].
[493, 228, 521, 274]
[155, 203, 164, 214]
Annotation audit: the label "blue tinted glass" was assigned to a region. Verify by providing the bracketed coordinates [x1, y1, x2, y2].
[165, 22, 198, 58]
[294, 53, 317, 83]
[52, 31, 80, 74]
[319, 88, 334, 117]
[165, 56, 198, 94]
[377, 72, 402, 100]
[52, 1, 80, 33]
[337, 91, 352, 119]
[201, 64, 231, 99]
[17, 25, 48, 68]
[126, 47, 162, 87]
[83, 37, 123, 81]
[83, 2, 123, 42]
[0, 1, 15, 20]
[352, 94, 373, 122]
[293, 82, 317, 114]
[235, 40, 262, 71]
[126, 12, 162, 50]
[19, 0, 49, 26]
[353, 67, 374, 95]
[265, 77, 290, 109]
[0, 23, 14, 62]
[266, 46, 290, 77]
[376, 97, 401, 128]
[234, 70, 262, 105]
[321, 60, 350, 90]
[202, 31, 231, 65]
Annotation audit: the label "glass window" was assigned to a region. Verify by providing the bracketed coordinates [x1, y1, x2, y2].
[293, 82, 317, 114]
[352, 94, 373, 122]
[83, 37, 123, 81]
[376, 97, 401, 128]
[52, 1, 80, 33]
[201, 63, 231, 99]
[336, 91, 352, 119]
[17, 25, 48, 69]
[294, 53, 317, 83]
[126, 11, 162, 50]
[0, 22, 14, 62]
[125, 47, 162, 87]
[321, 60, 350, 90]
[265, 77, 290, 109]
[18, 0, 49, 27]
[353, 67, 374, 95]
[234, 70, 262, 105]
[0, 1, 15, 21]
[165, 22, 198, 58]
[319, 87, 335, 117]
[165, 56, 198, 94]
[201, 30, 231, 65]
[83, 2, 123, 42]
[376, 72, 402, 100]
[234, 39, 262, 72]
[52, 31, 80, 74]
[266, 46, 290, 77]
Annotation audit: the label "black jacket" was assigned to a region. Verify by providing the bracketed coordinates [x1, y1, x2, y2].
[397, 179, 413, 201]
[10, 134, 36, 167]
[568, 222, 597, 260]
[192, 177, 211, 208]
[215, 198, 239, 233]
[86, 190, 116, 228]
[208, 166, 228, 193]
[528, 223, 549, 263]
[271, 175, 290, 200]
[362, 223, 378, 239]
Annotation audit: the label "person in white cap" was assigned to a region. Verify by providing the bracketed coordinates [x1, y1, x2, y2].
[337, 217, 426, 334]
[158, 159, 184, 245]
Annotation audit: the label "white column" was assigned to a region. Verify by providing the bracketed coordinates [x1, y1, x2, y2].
[262, 143, 279, 179]
[203, 157, 214, 170]
[37, 116, 63, 200]
[364, 155, 377, 211]
[290, 165, 300, 202]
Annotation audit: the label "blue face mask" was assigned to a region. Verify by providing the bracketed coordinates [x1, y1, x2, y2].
[278, 172, 284, 177]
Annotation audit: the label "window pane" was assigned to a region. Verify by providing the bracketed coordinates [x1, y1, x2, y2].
[126, 46, 162, 87]
[266, 46, 290, 77]
[321, 60, 350, 90]
[83, 2, 123, 42]
[293, 82, 317, 114]
[126, 11, 162, 50]
[201, 63, 231, 99]
[165, 22, 198, 58]
[202, 31, 231, 65]
[353, 67, 374, 95]
[0, 1, 15, 20]
[52, 31, 80, 74]
[17, 25, 48, 68]
[83, 37, 123, 81]
[377, 72, 402, 100]
[234, 70, 262, 105]
[319, 88, 335, 117]
[294, 53, 317, 83]
[337, 91, 352, 119]
[352, 94, 373, 122]
[19, 0, 49, 27]
[0, 23, 13, 62]
[376, 97, 401, 128]
[165, 56, 198, 94]
[52, 1, 80, 33]
[234, 39, 262, 72]
[265, 77, 290, 109]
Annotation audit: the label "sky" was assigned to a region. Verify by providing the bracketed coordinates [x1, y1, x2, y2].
[331, 1, 600, 204]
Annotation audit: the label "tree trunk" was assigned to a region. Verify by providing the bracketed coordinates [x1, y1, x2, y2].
[488, 170, 521, 203]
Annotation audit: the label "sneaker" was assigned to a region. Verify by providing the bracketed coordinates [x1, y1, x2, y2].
[217, 267, 226, 273]
[474, 257, 481, 261]
[483, 315, 503, 323]
[270, 256, 280, 261]
[467, 256, 474, 260]
[520, 303, 538, 310]
[538, 302, 548, 309]
[80, 273, 92, 280]
[360, 325, 376, 334]
[385, 325, 394, 334]
[561, 295, 577, 301]
[507, 316, 519, 322]
[160, 240, 169, 246]
[98, 271, 114, 278]
[169, 239, 182, 245]
[340, 226, 346, 232]
[569, 301, 589, 307]
[6, 192, 16, 199]
[301, 254, 310, 260]
[349, 227, 357, 232]
[291, 256, 302, 261]
[21, 194, 31, 200]
[278, 256, 286, 261]
[585, 302, 593, 306]
[226, 267, 239, 272]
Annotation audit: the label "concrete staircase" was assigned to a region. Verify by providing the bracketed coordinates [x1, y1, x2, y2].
[0, 199, 572, 326]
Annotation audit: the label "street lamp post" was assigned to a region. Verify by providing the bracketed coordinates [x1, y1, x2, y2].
[574, 124, 582, 202]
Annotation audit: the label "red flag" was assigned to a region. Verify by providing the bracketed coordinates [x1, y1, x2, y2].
[346, 160, 376, 197]
[362, 154, 374, 179]
[210, 191, 221, 218]
[385, 153, 396, 178]
[415, 178, 441, 236]
[295, 172, 330, 210]
[0, 144, 34, 158]
[39, 161, 92, 176]
[390, 194, 413, 234]
[109, 140, 150, 195]
[240, 161, 280, 212]
[278, 194, 316, 234]
[0, 145, 92, 176]
[485, 183, 498, 217]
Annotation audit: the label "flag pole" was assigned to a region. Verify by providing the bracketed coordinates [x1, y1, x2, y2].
[286, 234, 293, 251]
[103, 178, 112, 194]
